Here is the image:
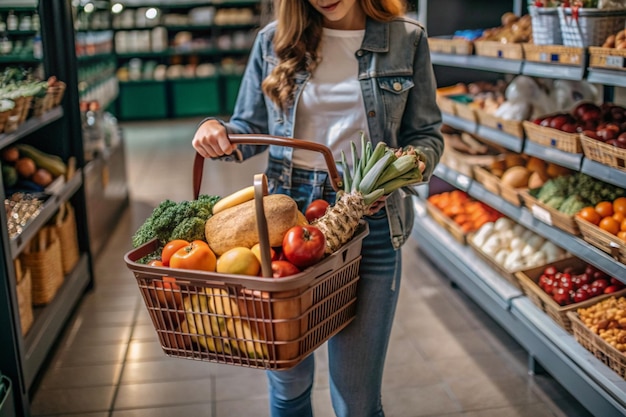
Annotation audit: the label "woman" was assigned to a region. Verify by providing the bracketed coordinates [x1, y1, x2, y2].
[192, 0, 444, 415]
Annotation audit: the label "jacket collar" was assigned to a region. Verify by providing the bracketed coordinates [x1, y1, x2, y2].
[361, 18, 389, 53]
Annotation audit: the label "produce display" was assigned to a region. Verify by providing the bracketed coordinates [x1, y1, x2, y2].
[534, 102, 626, 149]
[536, 262, 625, 306]
[576, 197, 626, 240]
[578, 296, 626, 352]
[527, 172, 626, 216]
[601, 28, 626, 49]
[475, 12, 532, 44]
[427, 190, 503, 234]
[1, 144, 67, 193]
[471, 217, 567, 272]
[485, 153, 571, 191]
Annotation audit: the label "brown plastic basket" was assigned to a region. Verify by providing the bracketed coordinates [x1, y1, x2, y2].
[125, 135, 368, 370]
[568, 310, 626, 379]
[522, 44, 584, 65]
[523, 120, 582, 153]
[515, 257, 626, 332]
[589, 46, 626, 70]
[575, 216, 626, 264]
[519, 189, 580, 235]
[20, 226, 64, 305]
[474, 40, 524, 60]
[580, 134, 626, 172]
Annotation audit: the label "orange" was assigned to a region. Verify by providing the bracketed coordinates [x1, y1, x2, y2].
[613, 212, 626, 223]
[577, 206, 601, 225]
[622, 218, 626, 232]
[614, 197, 626, 216]
[599, 216, 620, 235]
[595, 201, 614, 218]
[618, 231, 626, 242]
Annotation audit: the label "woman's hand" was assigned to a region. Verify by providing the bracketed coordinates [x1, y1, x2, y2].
[367, 195, 388, 215]
[192, 119, 237, 158]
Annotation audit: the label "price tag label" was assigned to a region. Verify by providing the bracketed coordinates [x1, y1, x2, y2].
[456, 174, 471, 189]
[531, 205, 553, 226]
[605, 55, 625, 68]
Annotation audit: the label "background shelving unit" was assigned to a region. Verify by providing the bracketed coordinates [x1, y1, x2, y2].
[415, 0, 626, 415]
[0, 1, 94, 416]
[111, 0, 261, 120]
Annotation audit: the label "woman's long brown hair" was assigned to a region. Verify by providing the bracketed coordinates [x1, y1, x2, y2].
[261, 0, 407, 109]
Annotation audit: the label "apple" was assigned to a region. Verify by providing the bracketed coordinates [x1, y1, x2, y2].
[596, 128, 618, 141]
[606, 139, 626, 149]
[573, 288, 590, 303]
[574, 102, 601, 118]
[582, 130, 601, 140]
[561, 123, 578, 133]
[549, 114, 573, 130]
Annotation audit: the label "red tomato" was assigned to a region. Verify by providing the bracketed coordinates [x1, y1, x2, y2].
[161, 239, 190, 266]
[305, 199, 330, 223]
[282, 225, 326, 268]
[149, 259, 164, 267]
[169, 240, 217, 271]
[271, 260, 301, 278]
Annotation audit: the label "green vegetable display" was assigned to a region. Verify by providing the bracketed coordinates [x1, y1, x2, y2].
[132, 194, 220, 248]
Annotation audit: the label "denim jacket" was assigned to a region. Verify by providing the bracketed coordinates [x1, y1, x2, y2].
[215, 16, 444, 249]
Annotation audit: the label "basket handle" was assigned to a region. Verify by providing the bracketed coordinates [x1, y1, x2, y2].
[193, 133, 343, 200]
[253, 173, 273, 278]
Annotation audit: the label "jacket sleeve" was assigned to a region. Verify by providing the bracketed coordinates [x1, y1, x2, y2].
[398, 25, 444, 182]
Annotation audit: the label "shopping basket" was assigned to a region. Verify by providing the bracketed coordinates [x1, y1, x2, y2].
[124, 134, 368, 370]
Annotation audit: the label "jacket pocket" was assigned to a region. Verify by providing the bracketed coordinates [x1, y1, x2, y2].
[376, 76, 414, 123]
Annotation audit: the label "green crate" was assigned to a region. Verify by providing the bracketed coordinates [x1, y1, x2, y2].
[117, 80, 167, 120]
[170, 77, 221, 118]
[223, 73, 243, 115]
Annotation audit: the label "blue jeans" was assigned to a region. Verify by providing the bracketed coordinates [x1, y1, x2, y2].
[266, 163, 402, 417]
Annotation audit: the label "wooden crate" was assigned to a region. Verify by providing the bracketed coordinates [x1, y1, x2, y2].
[515, 257, 626, 332]
[455, 102, 478, 123]
[580, 134, 626, 172]
[589, 46, 626, 70]
[475, 108, 524, 138]
[426, 200, 468, 244]
[523, 120, 582, 154]
[428, 37, 474, 55]
[519, 189, 580, 235]
[467, 236, 522, 289]
[522, 44, 584, 66]
[575, 216, 626, 264]
[472, 165, 501, 196]
[474, 40, 524, 60]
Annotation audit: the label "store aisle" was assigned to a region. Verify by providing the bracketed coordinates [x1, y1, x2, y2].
[29, 119, 594, 417]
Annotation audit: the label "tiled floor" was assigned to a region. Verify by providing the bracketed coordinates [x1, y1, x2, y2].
[29, 118, 595, 417]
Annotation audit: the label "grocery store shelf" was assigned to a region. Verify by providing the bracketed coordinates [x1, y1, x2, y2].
[581, 159, 626, 189]
[431, 53, 523, 74]
[522, 140, 584, 171]
[511, 297, 626, 417]
[521, 61, 585, 81]
[0, 107, 64, 149]
[441, 113, 477, 134]
[22, 254, 91, 388]
[476, 124, 524, 153]
[413, 198, 626, 417]
[9, 169, 83, 258]
[433, 163, 626, 280]
[587, 68, 626, 88]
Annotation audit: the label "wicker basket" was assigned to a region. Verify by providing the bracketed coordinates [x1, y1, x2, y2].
[529, 6, 563, 45]
[48, 81, 67, 107]
[455, 102, 478, 123]
[499, 182, 525, 207]
[20, 226, 65, 306]
[568, 310, 626, 379]
[472, 165, 501, 196]
[14, 259, 33, 336]
[575, 216, 626, 264]
[437, 95, 458, 115]
[580, 134, 626, 172]
[428, 37, 474, 55]
[522, 43, 584, 65]
[0, 110, 10, 133]
[467, 236, 522, 289]
[52, 202, 80, 275]
[475, 108, 524, 138]
[558, 7, 626, 47]
[519, 189, 580, 235]
[515, 257, 626, 332]
[589, 46, 626, 70]
[474, 40, 524, 60]
[426, 200, 468, 244]
[522, 120, 582, 153]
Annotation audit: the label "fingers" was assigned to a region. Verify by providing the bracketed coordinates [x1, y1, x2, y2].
[192, 120, 237, 159]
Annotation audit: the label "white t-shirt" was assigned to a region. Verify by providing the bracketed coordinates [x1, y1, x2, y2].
[292, 27, 369, 171]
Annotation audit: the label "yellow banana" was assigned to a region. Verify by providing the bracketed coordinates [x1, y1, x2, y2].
[226, 317, 269, 359]
[204, 288, 241, 317]
[184, 294, 232, 354]
[212, 185, 255, 214]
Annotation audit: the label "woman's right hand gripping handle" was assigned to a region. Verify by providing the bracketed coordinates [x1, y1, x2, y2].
[192, 119, 238, 159]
